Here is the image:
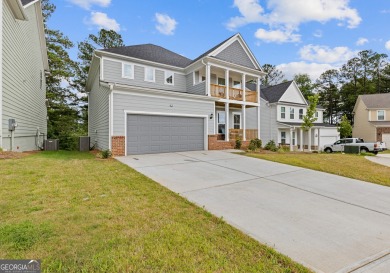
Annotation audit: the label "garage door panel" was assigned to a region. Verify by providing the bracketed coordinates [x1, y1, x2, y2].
[127, 114, 205, 155]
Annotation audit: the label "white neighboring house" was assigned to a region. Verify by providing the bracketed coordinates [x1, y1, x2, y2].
[1, 0, 48, 151]
[255, 81, 339, 151]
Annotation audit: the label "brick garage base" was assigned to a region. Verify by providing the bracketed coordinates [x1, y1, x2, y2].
[208, 135, 251, 150]
[377, 127, 390, 142]
[112, 136, 125, 156]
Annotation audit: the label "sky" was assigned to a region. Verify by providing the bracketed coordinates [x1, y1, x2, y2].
[49, 0, 390, 81]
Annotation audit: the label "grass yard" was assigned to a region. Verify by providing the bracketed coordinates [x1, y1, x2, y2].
[246, 152, 390, 187]
[0, 151, 310, 273]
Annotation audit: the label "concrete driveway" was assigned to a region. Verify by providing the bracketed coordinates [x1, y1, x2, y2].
[117, 151, 390, 273]
[365, 153, 390, 167]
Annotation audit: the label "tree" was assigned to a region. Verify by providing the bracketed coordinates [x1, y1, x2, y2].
[316, 69, 341, 124]
[42, 0, 82, 149]
[261, 64, 284, 86]
[301, 94, 319, 132]
[337, 115, 352, 138]
[294, 73, 315, 99]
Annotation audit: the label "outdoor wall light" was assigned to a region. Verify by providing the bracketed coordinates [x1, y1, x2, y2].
[210, 113, 214, 119]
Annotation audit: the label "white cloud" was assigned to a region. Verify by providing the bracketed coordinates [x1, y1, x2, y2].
[356, 37, 368, 46]
[155, 13, 177, 35]
[277, 62, 335, 81]
[386, 40, 390, 51]
[227, 0, 361, 44]
[87, 11, 120, 31]
[313, 30, 323, 38]
[69, 0, 111, 10]
[299, 44, 357, 64]
[255, 28, 300, 43]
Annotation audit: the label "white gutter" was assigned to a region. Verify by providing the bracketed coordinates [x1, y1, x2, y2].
[0, 0, 3, 148]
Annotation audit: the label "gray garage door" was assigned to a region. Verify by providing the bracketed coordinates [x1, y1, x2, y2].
[127, 114, 205, 155]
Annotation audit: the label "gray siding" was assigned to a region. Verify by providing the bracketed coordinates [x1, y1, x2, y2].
[88, 70, 110, 150]
[112, 91, 214, 136]
[258, 99, 278, 144]
[2, 2, 47, 151]
[186, 72, 206, 95]
[103, 59, 189, 93]
[215, 41, 256, 69]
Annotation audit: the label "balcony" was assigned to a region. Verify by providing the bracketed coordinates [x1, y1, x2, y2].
[210, 84, 257, 103]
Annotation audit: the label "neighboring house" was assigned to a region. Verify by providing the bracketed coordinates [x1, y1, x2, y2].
[352, 93, 390, 145]
[1, 0, 48, 151]
[255, 81, 339, 151]
[86, 34, 265, 156]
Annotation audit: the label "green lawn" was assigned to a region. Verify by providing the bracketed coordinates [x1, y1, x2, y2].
[0, 151, 310, 273]
[246, 152, 390, 187]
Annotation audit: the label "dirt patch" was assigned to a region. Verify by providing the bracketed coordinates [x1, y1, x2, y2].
[0, 151, 38, 160]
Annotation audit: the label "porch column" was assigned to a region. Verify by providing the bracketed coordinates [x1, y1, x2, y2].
[318, 128, 321, 151]
[300, 128, 303, 151]
[225, 102, 230, 141]
[256, 77, 260, 103]
[289, 128, 293, 151]
[242, 74, 246, 102]
[206, 63, 211, 96]
[308, 128, 312, 152]
[242, 105, 246, 141]
[225, 69, 229, 100]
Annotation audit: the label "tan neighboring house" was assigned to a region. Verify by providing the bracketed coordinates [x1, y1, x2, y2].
[352, 93, 390, 145]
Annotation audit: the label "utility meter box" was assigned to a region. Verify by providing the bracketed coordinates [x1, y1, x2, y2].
[8, 119, 17, 131]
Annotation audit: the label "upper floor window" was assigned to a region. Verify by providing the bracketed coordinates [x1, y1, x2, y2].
[281, 107, 285, 119]
[315, 111, 319, 118]
[290, 108, 295, 119]
[299, 109, 303, 119]
[122, 63, 134, 79]
[378, 110, 385, 121]
[218, 77, 226, 86]
[165, 71, 174, 85]
[144, 67, 155, 82]
[233, 80, 241, 89]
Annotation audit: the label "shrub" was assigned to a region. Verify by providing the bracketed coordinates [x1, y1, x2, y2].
[264, 140, 278, 152]
[235, 138, 242, 149]
[100, 150, 112, 159]
[278, 145, 290, 153]
[253, 138, 262, 149]
[247, 138, 262, 152]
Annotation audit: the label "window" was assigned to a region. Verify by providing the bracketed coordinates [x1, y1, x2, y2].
[165, 71, 174, 85]
[290, 108, 295, 119]
[345, 139, 353, 144]
[122, 63, 134, 79]
[144, 67, 155, 82]
[378, 110, 385, 121]
[315, 111, 319, 118]
[281, 107, 285, 119]
[299, 109, 303, 119]
[217, 112, 226, 137]
[233, 113, 241, 129]
[218, 77, 226, 86]
[281, 132, 286, 144]
[292, 131, 296, 145]
[201, 76, 206, 82]
[233, 80, 241, 89]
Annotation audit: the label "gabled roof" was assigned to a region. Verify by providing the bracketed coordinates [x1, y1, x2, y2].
[21, 0, 38, 7]
[359, 93, 390, 109]
[260, 81, 293, 103]
[102, 44, 192, 68]
[190, 34, 236, 64]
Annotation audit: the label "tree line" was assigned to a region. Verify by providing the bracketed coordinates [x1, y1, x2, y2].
[42, 0, 389, 149]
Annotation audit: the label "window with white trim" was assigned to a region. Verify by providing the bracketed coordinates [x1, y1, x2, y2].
[281, 131, 286, 144]
[290, 108, 295, 119]
[218, 77, 226, 86]
[144, 67, 155, 82]
[299, 109, 303, 119]
[122, 63, 134, 79]
[378, 110, 385, 121]
[165, 71, 174, 85]
[315, 111, 319, 118]
[281, 107, 285, 119]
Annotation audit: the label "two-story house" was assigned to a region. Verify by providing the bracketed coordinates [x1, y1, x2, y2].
[87, 34, 265, 156]
[256, 81, 339, 151]
[352, 93, 390, 145]
[1, 0, 48, 151]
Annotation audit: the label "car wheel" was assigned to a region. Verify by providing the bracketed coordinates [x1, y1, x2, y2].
[373, 151, 378, 155]
[324, 148, 332, 153]
[360, 147, 368, 153]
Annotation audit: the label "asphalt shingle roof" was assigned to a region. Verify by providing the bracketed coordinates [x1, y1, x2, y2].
[360, 93, 390, 109]
[102, 44, 192, 68]
[21, 0, 36, 6]
[260, 81, 293, 103]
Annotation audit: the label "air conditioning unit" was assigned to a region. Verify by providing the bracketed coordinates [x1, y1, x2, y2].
[44, 139, 59, 151]
[79, 136, 90, 152]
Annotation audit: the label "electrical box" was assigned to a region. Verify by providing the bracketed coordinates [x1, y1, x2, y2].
[44, 139, 59, 151]
[8, 119, 17, 131]
[79, 136, 90, 152]
[344, 145, 359, 154]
